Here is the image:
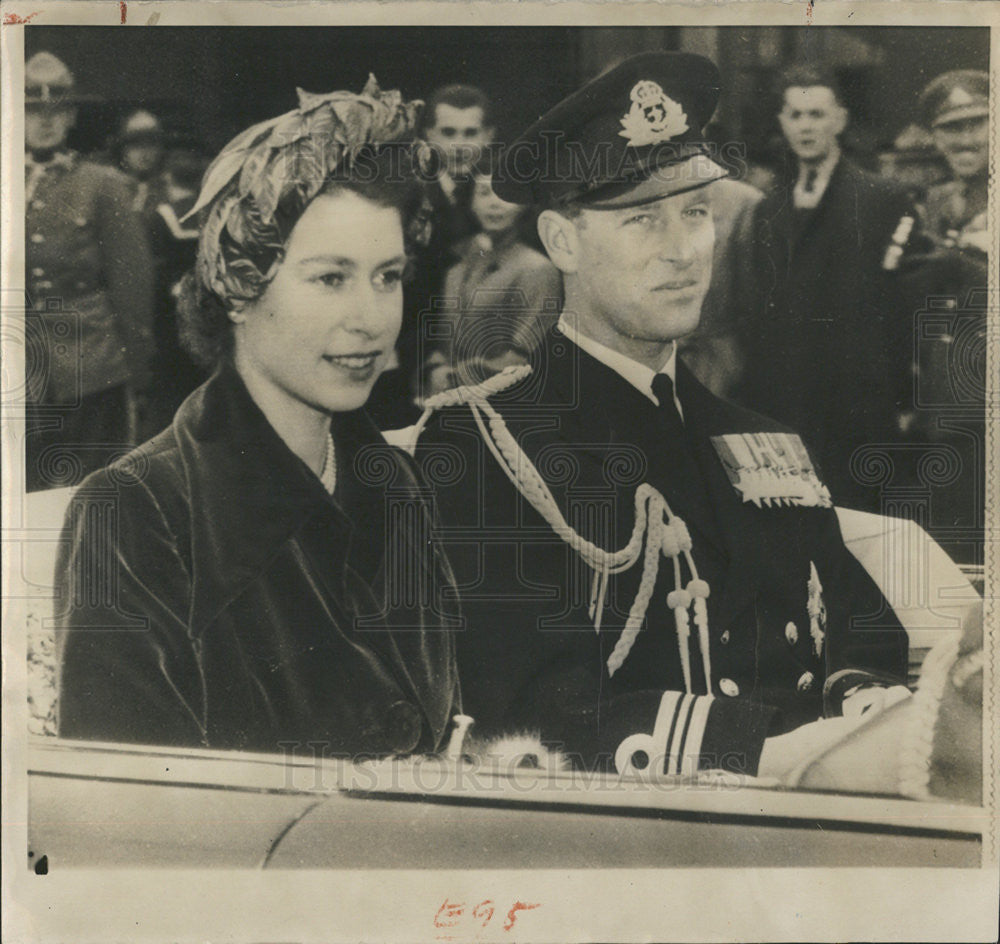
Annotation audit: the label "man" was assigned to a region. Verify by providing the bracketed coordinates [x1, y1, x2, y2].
[736, 65, 915, 513]
[918, 70, 989, 260]
[366, 86, 495, 428]
[415, 53, 908, 778]
[893, 71, 990, 557]
[24, 52, 155, 492]
[422, 84, 495, 194]
[114, 109, 167, 216]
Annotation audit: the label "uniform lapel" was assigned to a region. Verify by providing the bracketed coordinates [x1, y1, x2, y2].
[548, 332, 728, 557]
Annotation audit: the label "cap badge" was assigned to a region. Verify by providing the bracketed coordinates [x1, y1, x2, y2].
[945, 86, 975, 109]
[619, 80, 689, 147]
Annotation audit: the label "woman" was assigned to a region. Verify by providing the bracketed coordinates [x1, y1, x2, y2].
[424, 153, 562, 394]
[55, 79, 461, 758]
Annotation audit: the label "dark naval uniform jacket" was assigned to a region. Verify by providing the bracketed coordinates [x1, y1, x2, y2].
[416, 326, 908, 774]
[57, 364, 461, 756]
[26, 151, 154, 403]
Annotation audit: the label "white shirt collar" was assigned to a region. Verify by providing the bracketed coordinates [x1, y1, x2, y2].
[793, 149, 840, 209]
[437, 170, 457, 201]
[556, 313, 683, 418]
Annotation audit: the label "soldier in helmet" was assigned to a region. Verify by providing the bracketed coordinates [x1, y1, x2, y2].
[114, 108, 168, 216]
[24, 52, 155, 492]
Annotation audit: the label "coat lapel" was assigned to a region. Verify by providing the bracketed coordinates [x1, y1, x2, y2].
[330, 408, 461, 734]
[540, 330, 728, 556]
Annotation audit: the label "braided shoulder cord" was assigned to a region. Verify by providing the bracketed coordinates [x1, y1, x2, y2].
[416, 366, 713, 686]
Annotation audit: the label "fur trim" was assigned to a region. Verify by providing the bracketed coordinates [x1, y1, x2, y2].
[463, 732, 570, 773]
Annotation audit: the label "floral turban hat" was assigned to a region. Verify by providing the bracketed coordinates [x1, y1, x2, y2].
[185, 75, 431, 312]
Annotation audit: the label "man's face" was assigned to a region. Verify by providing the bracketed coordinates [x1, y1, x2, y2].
[778, 86, 847, 163]
[566, 185, 715, 365]
[25, 104, 76, 152]
[933, 115, 989, 181]
[424, 104, 491, 177]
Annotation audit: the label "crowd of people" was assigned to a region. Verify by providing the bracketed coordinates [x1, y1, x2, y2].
[24, 47, 986, 798]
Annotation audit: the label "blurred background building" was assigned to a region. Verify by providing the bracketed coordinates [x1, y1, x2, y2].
[26, 25, 986, 177]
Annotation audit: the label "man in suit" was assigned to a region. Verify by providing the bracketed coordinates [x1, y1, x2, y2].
[366, 86, 495, 428]
[414, 53, 908, 780]
[736, 65, 916, 514]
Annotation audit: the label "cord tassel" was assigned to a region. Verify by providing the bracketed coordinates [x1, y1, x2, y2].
[688, 579, 712, 692]
[668, 587, 693, 693]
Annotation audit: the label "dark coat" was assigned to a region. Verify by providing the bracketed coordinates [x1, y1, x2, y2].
[416, 328, 908, 772]
[367, 176, 481, 428]
[57, 365, 461, 756]
[736, 156, 914, 512]
[441, 233, 563, 365]
[26, 151, 155, 401]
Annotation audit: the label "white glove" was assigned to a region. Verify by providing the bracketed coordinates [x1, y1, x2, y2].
[758, 686, 913, 783]
[841, 684, 911, 720]
[758, 716, 867, 782]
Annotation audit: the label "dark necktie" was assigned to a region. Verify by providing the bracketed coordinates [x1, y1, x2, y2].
[452, 176, 474, 208]
[649, 373, 723, 549]
[803, 167, 818, 193]
[651, 373, 685, 439]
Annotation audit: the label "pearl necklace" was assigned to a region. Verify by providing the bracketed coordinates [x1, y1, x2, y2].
[320, 431, 336, 494]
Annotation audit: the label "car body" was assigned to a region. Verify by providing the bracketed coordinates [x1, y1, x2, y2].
[28, 735, 985, 870]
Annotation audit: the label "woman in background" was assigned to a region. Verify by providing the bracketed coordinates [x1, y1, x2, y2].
[56, 79, 461, 757]
[425, 152, 562, 394]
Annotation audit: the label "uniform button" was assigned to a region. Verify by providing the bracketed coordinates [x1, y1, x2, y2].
[720, 630, 730, 646]
[383, 700, 422, 754]
[74, 216, 88, 227]
[785, 621, 798, 645]
[31, 199, 45, 209]
[75, 281, 87, 290]
[36, 280, 53, 290]
[719, 678, 740, 697]
[797, 671, 815, 693]
[31, 267, 45, 277]
[30, 233, 45, 244]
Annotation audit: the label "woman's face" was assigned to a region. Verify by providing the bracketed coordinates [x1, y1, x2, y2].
[232, 190, 406, 418]
[471, 173, 525, 236]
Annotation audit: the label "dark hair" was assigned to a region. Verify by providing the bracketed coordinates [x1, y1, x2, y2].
[466, 147, 551, 250]
[178, 143, 429, 369]
[422, 84, 493, 132]
[776, 64, 845, 108]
